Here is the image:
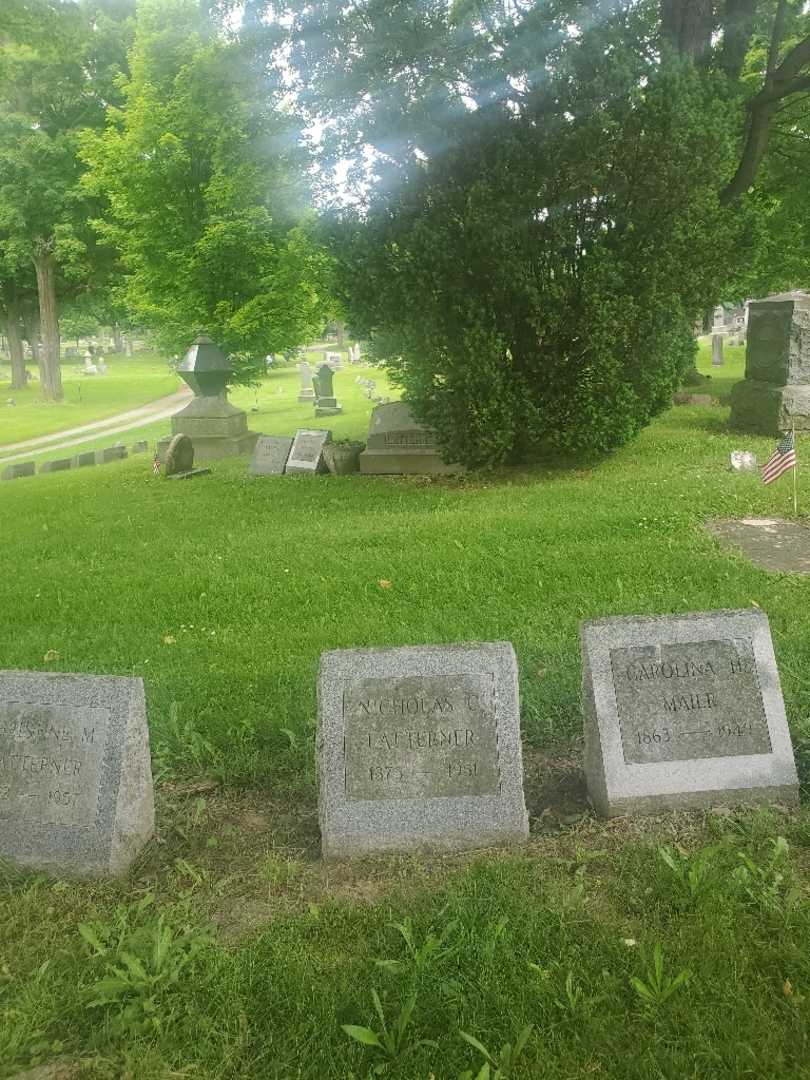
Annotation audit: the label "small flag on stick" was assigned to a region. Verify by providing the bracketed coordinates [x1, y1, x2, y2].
[153, 452, 161, 476]
[762, 430, 796, 485]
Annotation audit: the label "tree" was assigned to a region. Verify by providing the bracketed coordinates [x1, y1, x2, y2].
[0, 0, 134, 399]
[256, 0, 810, 465]
[81, 0, 335, 375]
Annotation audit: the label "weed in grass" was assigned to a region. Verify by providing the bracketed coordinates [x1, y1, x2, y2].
[342, 988, 438, 1075]
[657, 843, 717, 904]
[457, 1024, 533, 1080]
[629, 943, 692, 1012]
[374, 915, 459, 977]
[732, 835, 801, 915]
[78, 894, 214, 1038]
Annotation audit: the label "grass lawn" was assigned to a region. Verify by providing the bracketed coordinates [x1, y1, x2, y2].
[1, 339, 809, 1078]
[0, 353, 180, 447]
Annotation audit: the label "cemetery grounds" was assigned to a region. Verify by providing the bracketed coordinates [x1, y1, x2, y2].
[1, 341, 810, 1079]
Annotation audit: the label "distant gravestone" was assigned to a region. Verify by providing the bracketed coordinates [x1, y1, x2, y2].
[95, 445, 128, 465]
[711, 333, 725, 367]
[131, 440, 148, 454]
[39, 458, 72, 474]
[72, 451, 96, 469]
[0, 670, 154, 876]
[248, 435, 294, 476]
[317, 642, 529, 857]
[730, 450, 757, 472]
[164, 433, 194, 476]
[359, 401, 462, 475]
[285, 428, 331, 474]
[313, 363, 343, 417]
[581, 609, 799, 817]
[297, 361, 316, 403]
[2, 461, 35, 481]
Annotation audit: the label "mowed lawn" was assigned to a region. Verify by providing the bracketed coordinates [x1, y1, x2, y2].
[1, 340, 809, 1078]
[0, 353, 180, 447]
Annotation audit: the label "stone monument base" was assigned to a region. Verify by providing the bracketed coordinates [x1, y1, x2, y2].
[359, 448, 458, 474]
[729, 380, 810, 435]
[298, 390, 316, 403]
[157, 393, 258, 461]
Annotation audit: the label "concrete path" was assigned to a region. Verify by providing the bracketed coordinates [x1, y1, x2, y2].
[0, 387, 191, 466]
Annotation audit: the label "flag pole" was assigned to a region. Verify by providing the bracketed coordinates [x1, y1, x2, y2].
[792, 417, 798, 516]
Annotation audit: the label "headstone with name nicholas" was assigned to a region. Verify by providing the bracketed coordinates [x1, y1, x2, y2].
[359, 401, 463, 475]
[285, 428, 331, 474]
[0, 670, 154, 876]
[317, 642, 529, 857]
[248, 435, 294, 476]
[581, 609, 799, 817]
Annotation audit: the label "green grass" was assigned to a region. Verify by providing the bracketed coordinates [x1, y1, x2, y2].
[0, 352, 180, 446]
[1, 339, 809, 1078]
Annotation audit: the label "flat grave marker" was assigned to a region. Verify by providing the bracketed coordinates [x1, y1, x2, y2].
[317, 642, 529, 857]
[285, 428, 331, 474]
[0, 670, 154, 876]
[581, 609, 799, 816]
[249, 435, 294, 476]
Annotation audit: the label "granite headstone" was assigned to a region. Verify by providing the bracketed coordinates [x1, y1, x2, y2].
[285, 428, 331, 474]
[248, 435, 294, 476]
[1, 461, 35, 481]
[317, 642, 529, 857]
[39, 458, 72, 474]
[358, 401, 462, 474]
[0, 670, 154, 876]
[581, 609, 799, 817]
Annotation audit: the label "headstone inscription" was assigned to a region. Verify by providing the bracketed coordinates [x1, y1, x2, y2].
[0, 670, 154, 876]
[581, 609, 799, 817]
[359, 401, 463, 475]
[285, 428, 331, 474]
[317, 642, 529, 857]
[248, 435, 294, 476]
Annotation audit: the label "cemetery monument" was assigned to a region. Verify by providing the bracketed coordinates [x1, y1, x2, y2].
[359, 401, 462, 474]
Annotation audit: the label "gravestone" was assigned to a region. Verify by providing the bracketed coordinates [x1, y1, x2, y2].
[0, 670, 154, 876]
[297, 361, 316, 403]
[72, 451, 97, 469]
[131, 440, 148, 454]
[730, 292, 810, 434]
[95, 445, 128, 464]
[285, 428, 331, 474]
[581, 609, 799, 817]
[248, 435, 294, 476]
[729, 450, 757, 472]
[2, 461, 35, 481]
[359, 402, 462, 475]
[707, 518, 810, 574]
[317, 642, 529, 857]
[39, 458, 72, 474]
[313, 363, 343, 417]
[325, 351, 342, 370]
[711, 333, 724, 367]
[164, 433, 195, 477]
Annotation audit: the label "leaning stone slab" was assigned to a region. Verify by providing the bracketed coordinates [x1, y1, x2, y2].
[285, 428, 331, 474]
[581, 609, 799, 818]
[39, 458, 72, 474]
[249, 435, 293, 476]
[1, 461, 35, 481]
[317, 642, 529, 857]
[0, 670, 154, 876]
[72, 451, 97, 469]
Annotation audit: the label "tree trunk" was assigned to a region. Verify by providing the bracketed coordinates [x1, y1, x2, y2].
[113, 321, 124, 353]
[33, 245, 63, 401]
[5, 298, 28, 390]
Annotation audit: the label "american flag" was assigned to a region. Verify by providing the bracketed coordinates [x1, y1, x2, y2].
[762, 431, 796, 485]
[153, 452, 161, 476]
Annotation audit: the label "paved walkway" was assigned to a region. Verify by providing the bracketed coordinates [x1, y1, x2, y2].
[0, 387, 191, 466]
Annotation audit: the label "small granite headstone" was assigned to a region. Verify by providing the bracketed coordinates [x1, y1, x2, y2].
[131, 440, 148, 454]
[317, 642, 529, 857]
[2, 461, 35, 481]
[39, 458, 72, 474]
[72, 451, 97, 469]
[164, 433, 195, 476]
[711, 333, 725, 367]
[581, 609, 799, 817]
[285, 428, 331, 474]
[248, 435, 294, 476]
[0, 670, 154, 876]
[95, 445, 128, 464]
[730, 450, 757, 472]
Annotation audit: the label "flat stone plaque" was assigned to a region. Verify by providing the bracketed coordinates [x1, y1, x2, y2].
[318, 643, 528, 857]
[581, 610, 799, 817]
[285, 428, 331, 474]
[248, 435, 293, 477]
[0, 671, 155, 876]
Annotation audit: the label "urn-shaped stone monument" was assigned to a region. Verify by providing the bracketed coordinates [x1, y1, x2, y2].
[157, 335, 258, 461]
